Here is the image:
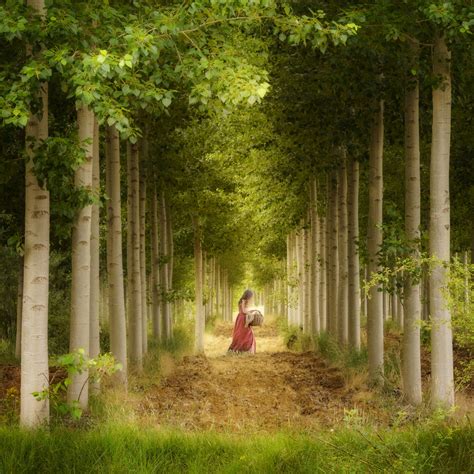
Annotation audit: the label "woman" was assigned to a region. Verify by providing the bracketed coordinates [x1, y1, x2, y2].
[227, 289, 256, 354]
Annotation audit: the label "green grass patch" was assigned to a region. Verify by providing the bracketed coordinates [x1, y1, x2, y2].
[0, 424, 472, 473]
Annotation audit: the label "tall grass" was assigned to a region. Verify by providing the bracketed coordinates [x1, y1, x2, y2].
[0, 423, 471, 473]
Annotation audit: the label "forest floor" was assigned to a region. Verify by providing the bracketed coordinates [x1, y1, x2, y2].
[132, 318, 414, 432]
[0, 317, 472, 432]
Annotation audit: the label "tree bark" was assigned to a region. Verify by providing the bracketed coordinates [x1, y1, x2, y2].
[193, 217, 204, 353]
[348, 158, 360, 350]
[139, 140, 147, 354]
[367, 100, 384, 384]
[337, 159, 349, 345]
[21, 0, 50, 428]
[327, 172, 339, 337]
[430, 33, 454, 408]
[127, 142, 143, 370]
[319, 215, 327, 332]
[89, 117, 101, 395]
[105, 126, 127, 386]
[303, 219, 310, 332]
[159, 191, 171, 339]
[166, 197, 174, 336]
[310, 178, 320, 334]
[402, 46, 422, 404]
[68, 105, 94, 408]
[151, 189, 161, 339]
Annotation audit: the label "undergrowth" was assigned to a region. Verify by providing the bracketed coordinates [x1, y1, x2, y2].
[0, 423, 471, 473]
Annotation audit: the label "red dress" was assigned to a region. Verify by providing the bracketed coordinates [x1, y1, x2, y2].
[228, 305, 256, 353]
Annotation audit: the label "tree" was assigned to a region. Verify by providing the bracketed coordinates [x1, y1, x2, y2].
[20, 0, 50, 428]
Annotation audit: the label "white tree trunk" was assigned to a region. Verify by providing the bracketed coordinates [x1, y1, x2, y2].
[430, 33, 454, 408]
[21, 1, 50, 423]
[337, 159, 349, 345]
[151, 189, 161, 340]
[367, 100, 384, 384]
[193, 217, 204, 352]
[310, 178, 320, 334]
[348, 159, 360, 350]
[159, 191, 171, 339]
[319, 215, 327, 332]
[402, 47, 423, 404]
[68, 105, 94, 408]
[327, 172, 339, 337]
[166, 198, 174, 336]
[127, 143, 143, 370]
[105, 125, 127, 386]
[89, 117, 101, 395]
[139, 141, 147, 354]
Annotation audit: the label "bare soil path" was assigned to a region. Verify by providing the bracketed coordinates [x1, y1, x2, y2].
[136, 319, 379, 432]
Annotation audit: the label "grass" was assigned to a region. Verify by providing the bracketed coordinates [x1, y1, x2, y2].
[0, 423, 472, 473]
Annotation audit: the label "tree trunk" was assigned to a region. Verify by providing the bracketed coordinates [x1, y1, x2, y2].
[348, 158, 360, 350]
[159, 191, 171, 339]
[139, 141, 147, 354]
[303, 219, 310, 332]
[89, 117, 101, 395]
[402, 47, 422, 404]
[105, 126, 127, 386]
[21, 0, 50, 428]
[430, 33, 454, 408]
[166, 197, 174, 337]
[68, 105, 94, 408]
[319, 215, 327, 332]
[327, 172, 339, 337]
[151, 189, 161, 339]
[297, 229, 304, 329]
[337, 159, 349, 346]
[127, 142, 143, 370]
[367, 100, 384, 384]
[310, 178, 320, 334]
[193, 217, 204, 353]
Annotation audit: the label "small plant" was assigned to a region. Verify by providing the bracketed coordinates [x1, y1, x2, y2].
[342, 408, 364, 427]
[32, 349, 122, 421]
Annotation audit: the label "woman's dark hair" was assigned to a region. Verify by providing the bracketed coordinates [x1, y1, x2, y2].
[238, 289, 254, 305]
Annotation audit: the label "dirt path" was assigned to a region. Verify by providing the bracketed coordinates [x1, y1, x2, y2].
[137, 319, 378, 432]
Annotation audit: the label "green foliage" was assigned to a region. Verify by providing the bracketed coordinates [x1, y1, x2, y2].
[32, 350, 122, 421]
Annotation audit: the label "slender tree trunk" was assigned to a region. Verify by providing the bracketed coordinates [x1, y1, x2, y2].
[127, 143, 142, 370]
[105, 126, 127, 386]
[89, 117, 101, 395]
[402, 45, 423, 404]
[286, 234, 292, 324]
[367, 100, 384, 384]
[166, 198, 174, 337]
[430, 33, 454, 408]
[20, 0, 50, 428]
[319, 215, 327, 332]
[68, 105, 94, 408]
[310, 178, 320, 334]
[216, 263, 220, 318]
[327, 172, 339, 337]
[193, 217, 204, 352]
[337, 159, 349, 345]
[159, 191, 171, 339]
[151, 189, 161, 339]
[297, 229, 304, 328]
[139, 141, 147, 354]
[303, 219, 310, 332]
[348, 159, 360, 350]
